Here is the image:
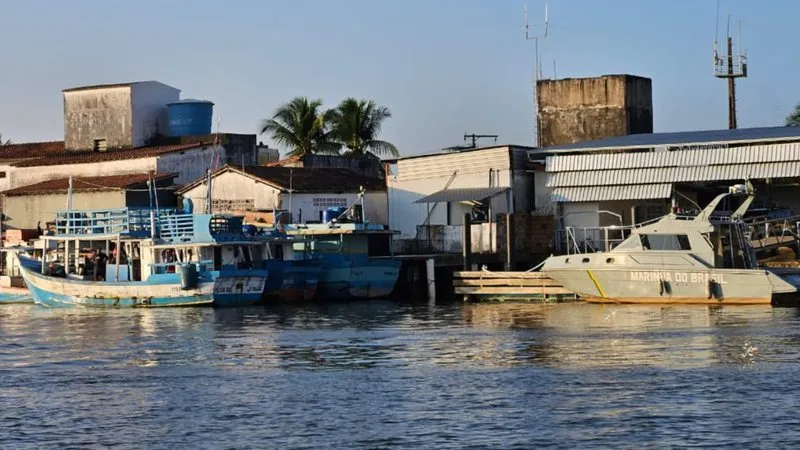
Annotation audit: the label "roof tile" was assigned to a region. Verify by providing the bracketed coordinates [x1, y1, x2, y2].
[2, 173, 176, 196]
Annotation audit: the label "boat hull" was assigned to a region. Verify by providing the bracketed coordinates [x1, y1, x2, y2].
[0, 287, 33, 304]
[316, 256, 401, 300]
[262, 260, 321, 303]
[18, 256, 267, 308]
[544, 267, 774, 305]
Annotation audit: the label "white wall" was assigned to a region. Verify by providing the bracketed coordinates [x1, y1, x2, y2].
[131, 82, 180, 146]
[388, 147, 514, 238]
[0, 164, 13, 192]
[562, 202, 600, 229]
[284, 192, 387, 224]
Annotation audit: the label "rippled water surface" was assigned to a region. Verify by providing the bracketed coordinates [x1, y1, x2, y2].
[2, 301, 800, 448]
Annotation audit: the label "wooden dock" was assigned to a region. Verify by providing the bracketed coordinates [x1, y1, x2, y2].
[453, 271, 579, 303]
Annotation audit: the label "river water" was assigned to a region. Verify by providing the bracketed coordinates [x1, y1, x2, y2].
[2, 301, 800, 448]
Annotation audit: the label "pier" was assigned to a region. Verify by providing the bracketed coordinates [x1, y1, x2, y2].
[453, 270, 578, 302]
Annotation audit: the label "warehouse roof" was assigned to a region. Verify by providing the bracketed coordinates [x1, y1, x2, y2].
[544, 126, 800, 153]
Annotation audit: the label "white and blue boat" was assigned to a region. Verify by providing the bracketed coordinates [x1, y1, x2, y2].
[258, 228, 322, 303]
[17, 207, 270, 308]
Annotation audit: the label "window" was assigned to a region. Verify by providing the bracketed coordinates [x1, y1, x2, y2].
[93, 139, 107, 152]
[0, 172, 6, 179]
[640, 234, 691, 251]
[312, 197, 347, 208]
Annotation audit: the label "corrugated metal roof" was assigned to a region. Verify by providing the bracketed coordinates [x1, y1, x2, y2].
[546, 142, 800, 172]
[551, 184, 672, 202]
[543, 126, 800, 153]
[547, 161, 800, 188]
[414, 187, 509, 204]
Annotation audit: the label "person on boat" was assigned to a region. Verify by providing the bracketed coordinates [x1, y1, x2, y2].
[48, 262, 66, 278]
[93, 251, 107, 281]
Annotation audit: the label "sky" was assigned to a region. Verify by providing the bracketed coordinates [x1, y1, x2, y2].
[0, 0, 798, 157]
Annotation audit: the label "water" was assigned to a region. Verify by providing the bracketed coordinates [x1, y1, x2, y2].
[2, 302, 800, 449]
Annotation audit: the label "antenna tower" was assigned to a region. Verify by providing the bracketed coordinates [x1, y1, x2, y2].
[464, 133, 499, 148]
[713, 2, 747, 129]
[524, 1, 548, 148]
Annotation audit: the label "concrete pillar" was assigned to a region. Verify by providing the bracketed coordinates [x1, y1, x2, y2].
[426, 258, 436, 303]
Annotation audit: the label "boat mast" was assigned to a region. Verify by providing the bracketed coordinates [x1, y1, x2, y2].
[205, 169, 212, 214]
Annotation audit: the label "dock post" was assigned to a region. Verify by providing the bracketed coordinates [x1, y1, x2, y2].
[462, 213, 472, 271]
[426, 258, 436, 303]
[505, 213, 514, 271]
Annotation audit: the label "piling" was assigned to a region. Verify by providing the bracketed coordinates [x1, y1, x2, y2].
[426, 258, 436, 302]
[505, 213, 514, 271]
[462, 213, 473, 301]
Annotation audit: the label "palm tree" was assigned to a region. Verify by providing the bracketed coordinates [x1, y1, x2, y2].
[0, 133, 10, 145]
[330, 98, 399, 158]
[259, 97, 339, 157]
[786, 103, 800, 126]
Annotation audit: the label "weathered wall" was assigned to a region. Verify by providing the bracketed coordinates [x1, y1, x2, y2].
[155, 144, 225, 184]
[9, 157, 158, 190]
[130, 82, 180, 147]
[495, 213, 556, 264]
[2, 191, 126, 229]
[180, 169, 280, 212]
[537, 75, 653, 148]
[64, 87, 133, 151]
[282, 192, 388, 224]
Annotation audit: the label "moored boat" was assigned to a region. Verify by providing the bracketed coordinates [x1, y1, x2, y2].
[540, 181, 800, 305]
[17, 207, 270, 308]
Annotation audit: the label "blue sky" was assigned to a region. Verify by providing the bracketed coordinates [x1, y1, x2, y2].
[0, 0, 797, 157]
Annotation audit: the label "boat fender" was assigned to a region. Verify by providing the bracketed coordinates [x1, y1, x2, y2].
[658, 279, 664, 296]
[707, 279, 721, 300]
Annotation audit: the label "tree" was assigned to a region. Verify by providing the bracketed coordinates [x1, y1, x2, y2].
[259, 97, 339, 157]
[330, 98, 399, 158]
[0, 134, 10, 145]
[786, 103, 800, 127]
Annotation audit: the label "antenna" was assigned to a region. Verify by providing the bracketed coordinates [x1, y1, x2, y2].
[464, 133, 499, 149]
[713, 4, 747, 129]
[523, 1, 549, 148]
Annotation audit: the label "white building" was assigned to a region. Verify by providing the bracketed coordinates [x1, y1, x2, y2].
[540, 126, 800, 249]
[177, 165, 388, 224]
[386, 145, 544, 239]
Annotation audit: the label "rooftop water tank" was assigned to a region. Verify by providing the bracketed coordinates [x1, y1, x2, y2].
[167, 99, 214, 137]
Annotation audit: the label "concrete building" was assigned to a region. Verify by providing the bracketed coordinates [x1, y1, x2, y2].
[63, 81, 181, 151]
[539, 126, 800, 250]
[1, 173, 177, 230]
[266, 154, 385, 179]
[177, 165, 388, 224]
[537, 74, 653, 148]
[387, 145, 543, 240]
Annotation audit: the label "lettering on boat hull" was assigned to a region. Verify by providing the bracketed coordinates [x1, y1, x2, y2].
[629, 271, 726, 285]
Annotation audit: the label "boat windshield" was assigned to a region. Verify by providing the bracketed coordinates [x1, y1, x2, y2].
[640, 233, 692, 251]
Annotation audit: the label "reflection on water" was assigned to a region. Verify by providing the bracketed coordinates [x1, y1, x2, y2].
[2, 302, 800, 448]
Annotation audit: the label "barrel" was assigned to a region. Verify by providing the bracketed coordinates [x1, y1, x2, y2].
[177, 263, 198, 290]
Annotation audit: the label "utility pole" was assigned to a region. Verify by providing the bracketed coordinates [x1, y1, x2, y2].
[713, 12, 747, 129]
[523, 2, 549, 147]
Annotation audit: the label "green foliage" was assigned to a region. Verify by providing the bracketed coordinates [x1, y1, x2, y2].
[786, 103, 800, 127]
[260, 97, 398, 158]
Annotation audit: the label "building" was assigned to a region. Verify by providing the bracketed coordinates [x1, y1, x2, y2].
[266, 153, 384, 179]
[0, 80, 259, 193]
[1, 173, 177, 230]
[387, 145, 543, 240]
[539, 126, 800, 241]
[537, 74, 653, 148]
[176, 165, 388, 224]
[62, 81, 180, 151]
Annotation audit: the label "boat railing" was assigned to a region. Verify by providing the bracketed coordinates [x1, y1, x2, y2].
[559, 225, 635, 254]
[53, 208, 250, 244]
[150, 259, 214, 274]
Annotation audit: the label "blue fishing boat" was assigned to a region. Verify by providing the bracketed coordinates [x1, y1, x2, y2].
[283, 196, 401, 300]
[0, 246, 41, 304]
[258, 229, 322, 303]
[17, 207, 270, 308]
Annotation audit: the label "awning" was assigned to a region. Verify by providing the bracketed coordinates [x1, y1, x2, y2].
[414, 187, 509, 204]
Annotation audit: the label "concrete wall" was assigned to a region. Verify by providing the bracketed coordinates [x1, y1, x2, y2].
[64, 86, 133, 151]
[537, 75, 653, 148]
[284, 192, 388, 224]
[155, 144, 224, 184]
[130, 82, 180, 147]
[2, 191, 126, 229]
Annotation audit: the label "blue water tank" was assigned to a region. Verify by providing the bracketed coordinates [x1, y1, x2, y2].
[167, 99, 214, 137]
